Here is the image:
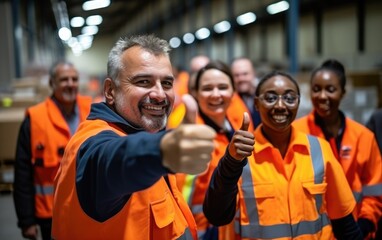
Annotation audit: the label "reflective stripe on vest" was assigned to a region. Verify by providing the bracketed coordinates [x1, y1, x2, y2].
[177, 227, 194, 240]
[235, 135, 330, 238]
[182, 175, 197, 205]
[34, 184, 54, 195]
[363, 183, 382, 196]
[353, 183, 382, 203]
[191, 204, 203, 214]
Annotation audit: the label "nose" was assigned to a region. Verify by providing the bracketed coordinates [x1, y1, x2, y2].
[149, 81, 167, 101]
[274, 95, 286, 108]
[318, 90, 327, 99]
[211, 87, 220, 97]
[67, 77, 76, 86]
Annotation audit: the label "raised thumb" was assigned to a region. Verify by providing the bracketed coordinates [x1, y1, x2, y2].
[240, 112, 250, 131]
[182, 94, 198, 124]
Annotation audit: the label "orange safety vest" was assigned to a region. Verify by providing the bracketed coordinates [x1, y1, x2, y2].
[233, 127, 356, 240]
[52, 119, 197, 240]
[28, 95, 91, 218]
[293, 111, 382, 230]
[175, 106, 254, 240]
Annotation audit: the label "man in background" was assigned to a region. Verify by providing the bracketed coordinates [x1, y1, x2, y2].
[13, 61, 92, 240]
[231, 57, 261, 128]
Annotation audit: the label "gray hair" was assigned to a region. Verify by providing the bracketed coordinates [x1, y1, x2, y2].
[107, 34, 172, 85]
[49, 60, 75, 79]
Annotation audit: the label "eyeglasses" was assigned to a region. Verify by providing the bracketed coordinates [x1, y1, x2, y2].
[257, 92, 300, 108]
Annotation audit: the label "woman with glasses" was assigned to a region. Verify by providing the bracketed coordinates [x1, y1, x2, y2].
[293, 59, 382, 239]
[203, 70, 363, 239]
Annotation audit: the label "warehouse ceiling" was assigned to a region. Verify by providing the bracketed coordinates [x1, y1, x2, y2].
[57, 0, 363, 38]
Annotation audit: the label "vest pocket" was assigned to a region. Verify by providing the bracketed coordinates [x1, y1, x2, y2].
[301, 181, 327, 216]
[301, 182, 327, 195]
[150, 191, 175, 228]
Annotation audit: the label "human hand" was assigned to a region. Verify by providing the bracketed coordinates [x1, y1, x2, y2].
[161, 94, 216, 174]
[22, 225, 38, 240]
[228, 112, 255, 161]
[181, 94, 198, 124]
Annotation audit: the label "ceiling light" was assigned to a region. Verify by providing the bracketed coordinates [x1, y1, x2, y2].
[70, 17, 85, 28]
[169, 37, 181, 48]
[236, 12, 256, 25]
[195, 28, 210, 40]
[58, 27, 72, 41]
[81, 25, 99, 35]
[83, 0, 111, 11]
[183, 33, 195, 44]
[267, 1, 290, 15]
[86, 15, 103, 25]
[213, 20, 231, 34]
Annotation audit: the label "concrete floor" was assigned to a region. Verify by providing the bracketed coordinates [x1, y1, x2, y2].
[0, 191, 27, 240]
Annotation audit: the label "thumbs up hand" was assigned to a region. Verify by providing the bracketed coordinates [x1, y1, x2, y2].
[181, 94, 198, 124]
[228, 112, 255, 161]
[161, 94, 216, 175]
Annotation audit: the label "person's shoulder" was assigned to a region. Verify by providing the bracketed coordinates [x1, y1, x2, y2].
[345, 117, 374, 141]
[345, 117, 374, 137]
[371, 108, 382, 118]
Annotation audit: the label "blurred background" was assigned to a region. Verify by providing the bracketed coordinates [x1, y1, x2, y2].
[0, 0, 381, 238]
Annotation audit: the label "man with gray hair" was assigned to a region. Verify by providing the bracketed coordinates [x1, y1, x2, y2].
[52, 34, 216, 239]
[14, 60, 92, 240]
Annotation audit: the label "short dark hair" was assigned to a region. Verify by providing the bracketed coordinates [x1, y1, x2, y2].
[255, 70, 300, 96]
[311, 59, 346, 92]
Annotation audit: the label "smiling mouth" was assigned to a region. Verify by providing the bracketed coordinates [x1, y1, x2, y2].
[143, 105, 167, 115]
[318, 103, 330, 111]
[272, 114, 287, 123]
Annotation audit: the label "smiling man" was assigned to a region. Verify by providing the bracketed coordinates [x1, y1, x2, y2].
[13, 61, 92, 240]
[51, 34, 216, 240]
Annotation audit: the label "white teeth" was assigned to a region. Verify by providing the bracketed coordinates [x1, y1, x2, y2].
[273, 115, 287, 122]
[144, 105, 163, 111]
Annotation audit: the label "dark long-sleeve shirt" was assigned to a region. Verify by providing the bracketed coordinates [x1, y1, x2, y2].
[13, 116, 35, 228]
[73, 103, 170, 222]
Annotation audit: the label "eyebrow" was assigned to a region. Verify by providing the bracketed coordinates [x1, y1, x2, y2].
[130, 74, 174, 81]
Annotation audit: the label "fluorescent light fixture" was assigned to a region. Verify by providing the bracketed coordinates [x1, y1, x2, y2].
[81, 25, 99, 35]
[79, 36, 93, 50]
[58, 27, 72, 41]
[213, 20, 231, 34]
[83, 0, 110, 11]
[195, 27, 210, 40]
[70, 17, 85, 28]
[236, 12, 256, 25]
[169, 37, 181, 48]
[86, 15, 103, 25]
[267, 1, 290, 15]
[67, 37, 78, 47]
[183, 33, 195, 44]
[71, 43, 83, 56]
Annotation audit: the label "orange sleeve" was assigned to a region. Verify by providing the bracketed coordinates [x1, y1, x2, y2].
[357, 132, 382, 227]
[322, 139, 356, 219]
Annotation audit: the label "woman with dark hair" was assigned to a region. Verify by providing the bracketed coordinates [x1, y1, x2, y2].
[293, 59, 382, 239]
[173, 60, 254, 240]
[204, 70, 363, 239]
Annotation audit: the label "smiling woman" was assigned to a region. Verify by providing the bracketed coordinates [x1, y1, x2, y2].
[293, 59, 382, 238]
[203, 70, 364, 240]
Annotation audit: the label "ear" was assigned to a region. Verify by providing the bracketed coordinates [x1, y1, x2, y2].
[103, 78, 115, 105]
